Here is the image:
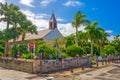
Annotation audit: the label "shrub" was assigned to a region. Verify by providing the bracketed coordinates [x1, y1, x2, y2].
[101, 45, 116, 56]
[0, 52, 3, 56]
[36, 43, 58, 59]
[66, 45, 84, 57]
[21, 52, 34, 59]
[18, 44, 28, 54]
[8, 45, 18, 57]
[66, 35, 75, 47]
[61, 52, 70, 58]
[0, 45, 4, 53]
[83, 46, 90, 55]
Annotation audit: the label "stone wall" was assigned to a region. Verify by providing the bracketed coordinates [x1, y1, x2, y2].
[0, 57, 34, 73]
[0, 56, 91, 73]
[40, 56, 91, 73]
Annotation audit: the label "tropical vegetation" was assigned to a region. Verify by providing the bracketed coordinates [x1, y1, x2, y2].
[0, 2, 119, 59]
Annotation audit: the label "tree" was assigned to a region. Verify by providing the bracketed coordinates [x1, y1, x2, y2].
[0, 2, 10, 29]
[0, 2, 19, 29]
[78, 31, 87, 47]
[0, 2, 37, 55]
[3, 27, 20, 42]
[101, 45, 116, 56]
[85, 21, 101, 56]
[98, 29, 110, 54]
[66, 34, 75, 47]
[112, 35, 120, 54]
[19, 20, 37, 41]
[72, 11, 88, 46]
[66, 45, 84, 57]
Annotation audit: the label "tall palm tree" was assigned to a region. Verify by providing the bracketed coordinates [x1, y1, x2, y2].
[72, 11, 87, 46]
[98, 29, 110, 53]
[85, 21, 101, 56]
[0, 2, 10, 29]
[11, 11, 22, 30]
[0, 3, 19, 29]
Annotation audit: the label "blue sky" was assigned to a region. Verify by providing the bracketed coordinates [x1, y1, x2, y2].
[0, 0, 120, 39]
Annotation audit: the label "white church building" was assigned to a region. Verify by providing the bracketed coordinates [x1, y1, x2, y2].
[6, 12, 63, 54]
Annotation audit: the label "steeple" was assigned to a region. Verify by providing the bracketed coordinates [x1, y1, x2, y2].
[49, 11, 57, 30]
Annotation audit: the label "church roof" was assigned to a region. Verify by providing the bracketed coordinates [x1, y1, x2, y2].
[9, 29, 52, 42]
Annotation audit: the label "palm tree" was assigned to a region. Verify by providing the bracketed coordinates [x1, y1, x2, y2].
[0, 2, 19, 29]
[0, 2, 10, 29]
[19, 20, 37, 41]
[72, 11, 88, 46]
[66, 34, 75, 47]
[11, 11, 21, 30]
[78, 31, 87, 48]
[98, 29, 110, 53]
[85, 21, 101, 56]
[112, 35, 120, 54]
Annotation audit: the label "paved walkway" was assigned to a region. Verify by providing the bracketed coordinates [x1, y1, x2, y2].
[0, 67, 42, 80]
[52, 63, 120, 80]
[0, 62, 120, 80]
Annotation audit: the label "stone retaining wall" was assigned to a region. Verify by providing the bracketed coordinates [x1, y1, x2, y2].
[0, 57, 34, 73]
[1, 55, 119, 73]
[40, 56, 91, 73]
[0, 56, 91, 73]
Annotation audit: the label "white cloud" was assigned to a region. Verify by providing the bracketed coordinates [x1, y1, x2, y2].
[63, 0, 83, 7]
[40, 0, 55, 7]
[0, 21, 6, 31]
[57, 18, 66, 22]
[105, 30, 112, 34]
[107, 35, 114, 42]
[20, 10, 85, 36]
[20, 10, 50, 30]
[105, 30, 114, 41]
[58, 23, 85, 36]
[20, 0, 34, 7]
[0, 15, 6, 31]
[0, 0, 5, 3]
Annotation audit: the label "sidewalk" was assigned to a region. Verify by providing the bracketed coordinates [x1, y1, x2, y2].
[0, 62, 119, 80]
[51, 62, 120, 80]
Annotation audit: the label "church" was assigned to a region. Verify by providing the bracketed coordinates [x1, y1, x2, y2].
[9, 12, 63, 44]
[6, 12, 63, 54]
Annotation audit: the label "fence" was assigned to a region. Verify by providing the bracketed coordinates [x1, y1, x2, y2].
[96, 55, 120, 67]
[0, 56, 91, 73]
[0, 55, 119, 73]
[0, 57, 33, 73]
[40, 56, 91, 73]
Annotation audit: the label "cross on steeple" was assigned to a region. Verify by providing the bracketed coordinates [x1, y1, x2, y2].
[49, 11, 57, 30]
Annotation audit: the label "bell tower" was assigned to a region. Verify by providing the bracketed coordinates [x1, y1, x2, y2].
[49, 11, 57, 30]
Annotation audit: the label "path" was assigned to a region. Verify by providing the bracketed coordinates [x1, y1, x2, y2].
[0, 63, 120, 80]
[52, 63, 120, 80]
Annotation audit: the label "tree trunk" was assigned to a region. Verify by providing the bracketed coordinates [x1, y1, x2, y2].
[81, 41, 84, 48]
[22, 33, 25, 41]
[75, 26, 78, 46]
[13, 39, 16, 42]
[6, 22, 9, 29]
[89, 39, 93, 67]
[99, 41, 102, 54]
[91, 40, 93, 56]
[4, 43, 9, 56]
